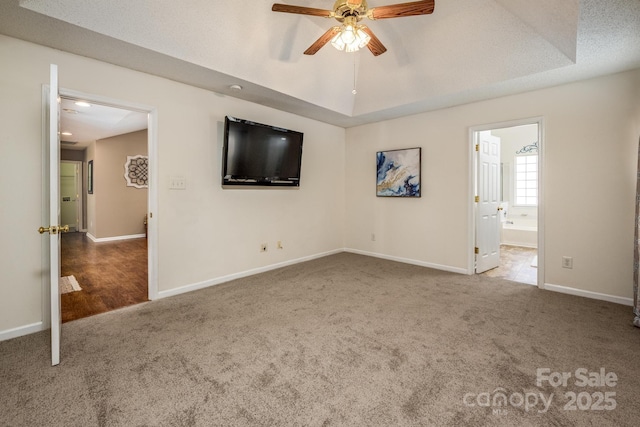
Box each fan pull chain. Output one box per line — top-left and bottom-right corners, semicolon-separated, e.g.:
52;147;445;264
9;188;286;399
352;56;357;95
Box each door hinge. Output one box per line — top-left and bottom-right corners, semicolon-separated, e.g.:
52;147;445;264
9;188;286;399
475;195;480;203
475;247;479;254
475;144;479;152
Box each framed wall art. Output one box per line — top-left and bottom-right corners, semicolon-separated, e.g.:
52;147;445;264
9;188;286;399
124;155;149;188
376;147;421;197
87;160;94;194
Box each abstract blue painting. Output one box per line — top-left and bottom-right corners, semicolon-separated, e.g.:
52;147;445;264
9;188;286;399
376;147;421;197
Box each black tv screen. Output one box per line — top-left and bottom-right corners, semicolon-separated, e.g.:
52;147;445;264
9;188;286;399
222;116;304;187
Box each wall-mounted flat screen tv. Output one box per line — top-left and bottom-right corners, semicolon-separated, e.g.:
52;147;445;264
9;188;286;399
222;116;304;187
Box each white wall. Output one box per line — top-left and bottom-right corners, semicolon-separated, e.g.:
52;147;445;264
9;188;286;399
1;31;639;338
93;130;148;239
346;69;640;300
0;35;345;335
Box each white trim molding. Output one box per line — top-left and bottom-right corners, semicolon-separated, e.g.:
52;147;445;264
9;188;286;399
0;322;44;342
544;283;633;306
86;233;146;243
345;248;468;275
157;249;344;299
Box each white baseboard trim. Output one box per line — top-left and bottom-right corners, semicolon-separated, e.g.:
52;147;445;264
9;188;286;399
157;248;344;299
501;241;537;249
544;283;633;306
86;233;146;243
0;322;44;342
344;248;469;275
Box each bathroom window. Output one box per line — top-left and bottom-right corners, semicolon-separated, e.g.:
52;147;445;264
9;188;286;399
515;154;537;206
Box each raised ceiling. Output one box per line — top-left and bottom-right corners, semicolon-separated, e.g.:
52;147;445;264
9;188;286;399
1;0;640;128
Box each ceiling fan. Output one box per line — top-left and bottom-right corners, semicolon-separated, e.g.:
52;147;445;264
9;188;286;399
272;0;435;56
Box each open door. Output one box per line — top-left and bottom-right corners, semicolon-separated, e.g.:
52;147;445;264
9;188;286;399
475;130;501;273
38;64;64;366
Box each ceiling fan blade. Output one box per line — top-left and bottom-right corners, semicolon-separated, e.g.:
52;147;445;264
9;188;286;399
361;26;387;56
304;27;341;55
272;3;334;18
368;0;435;20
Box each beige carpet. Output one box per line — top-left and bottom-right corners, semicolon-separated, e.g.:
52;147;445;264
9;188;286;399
0;253;638;426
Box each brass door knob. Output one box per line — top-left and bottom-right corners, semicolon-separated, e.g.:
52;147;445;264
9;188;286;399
38;225;70;234
38;226;56;234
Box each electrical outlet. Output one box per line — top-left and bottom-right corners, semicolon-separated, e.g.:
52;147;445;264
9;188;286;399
260;243;268;252
562;256;573;269
277;241;283;249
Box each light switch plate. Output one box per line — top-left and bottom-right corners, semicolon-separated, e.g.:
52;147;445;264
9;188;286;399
169;175;186;190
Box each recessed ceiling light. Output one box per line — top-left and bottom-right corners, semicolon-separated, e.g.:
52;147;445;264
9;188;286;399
74;101;91;107
61;131;73;136
229;84;242;91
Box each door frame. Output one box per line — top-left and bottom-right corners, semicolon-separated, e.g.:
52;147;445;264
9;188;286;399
41;88;159;330
467;116;545;289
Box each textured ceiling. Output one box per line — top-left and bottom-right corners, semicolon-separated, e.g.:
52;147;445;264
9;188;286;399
1;0;640;128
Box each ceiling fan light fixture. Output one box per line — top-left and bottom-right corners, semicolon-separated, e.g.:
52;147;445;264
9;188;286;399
273;0;435;56
331;22;370;52
344;43;359;53
330;32;346;51
341;24;357;44
355;26;371;48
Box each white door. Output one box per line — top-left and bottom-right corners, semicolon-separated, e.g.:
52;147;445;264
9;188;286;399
44;64;62;366
476;130;501;273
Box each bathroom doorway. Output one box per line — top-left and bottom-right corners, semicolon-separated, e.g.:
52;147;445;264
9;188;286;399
472;118;543;287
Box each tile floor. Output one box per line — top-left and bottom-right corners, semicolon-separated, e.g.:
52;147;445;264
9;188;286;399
481;245;538;285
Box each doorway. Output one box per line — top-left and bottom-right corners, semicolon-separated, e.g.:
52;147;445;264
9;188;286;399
60;160;82;232
470;118;544;287
58;92;154;321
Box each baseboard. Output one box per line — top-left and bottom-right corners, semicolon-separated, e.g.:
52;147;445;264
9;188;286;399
157;248;344;299
500;241;537;249
344;248;469;275
0;322;44;342
86;233;146;243
544;283;633;306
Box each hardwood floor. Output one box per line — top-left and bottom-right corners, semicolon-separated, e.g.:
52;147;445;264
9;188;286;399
61;232;148;323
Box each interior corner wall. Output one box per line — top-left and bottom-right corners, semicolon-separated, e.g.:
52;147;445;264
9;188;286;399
0;34;345;335
345;68;640;301
94;130;148;239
